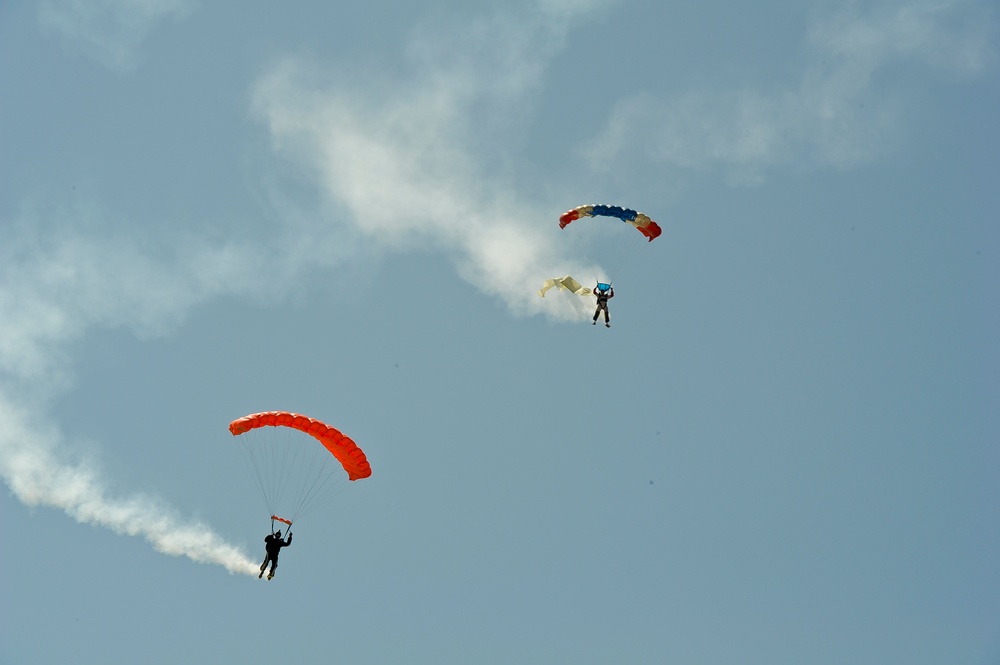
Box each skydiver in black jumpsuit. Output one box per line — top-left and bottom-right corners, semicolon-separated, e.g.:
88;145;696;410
259;530;292;580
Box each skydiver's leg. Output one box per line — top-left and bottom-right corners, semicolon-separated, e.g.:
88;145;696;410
268;559;278;579
259;556;268;578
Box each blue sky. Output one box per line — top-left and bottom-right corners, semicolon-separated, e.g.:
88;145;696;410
1;1;998;663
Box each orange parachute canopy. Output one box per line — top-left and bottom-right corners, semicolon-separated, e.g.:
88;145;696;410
229;411;372;481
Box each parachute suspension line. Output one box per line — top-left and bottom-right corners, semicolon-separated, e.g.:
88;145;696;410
276;425;326;523
239;426;296;521
281;457;343;524
272;426;300;517
239;423;352;525
558;204;661;290
238;433;273;518
229;411;372;530
274;426;308;520
290;467;350;523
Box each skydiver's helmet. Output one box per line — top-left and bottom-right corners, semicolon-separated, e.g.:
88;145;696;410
275;531;282;537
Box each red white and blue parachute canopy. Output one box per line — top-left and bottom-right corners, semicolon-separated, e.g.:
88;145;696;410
558;204;662;242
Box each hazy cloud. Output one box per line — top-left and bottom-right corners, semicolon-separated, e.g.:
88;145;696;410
810;0;996;76
39;0;196;70
252;4;610;321
583;0;996;181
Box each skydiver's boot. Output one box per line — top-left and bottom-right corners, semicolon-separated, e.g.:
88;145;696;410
605;322;611;328
267;569;275;580
592;320;597;325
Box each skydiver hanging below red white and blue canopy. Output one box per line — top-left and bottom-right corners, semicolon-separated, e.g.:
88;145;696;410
592;282;614;328
543;204;660;327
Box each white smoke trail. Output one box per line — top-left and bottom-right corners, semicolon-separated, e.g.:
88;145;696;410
38;0;197;71
0;222;278;576
0;395;259;575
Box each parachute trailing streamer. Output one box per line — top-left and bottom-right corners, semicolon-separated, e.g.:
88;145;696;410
538;275;592;298
559;204;662;241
